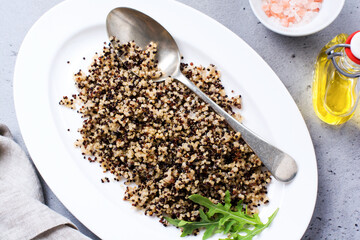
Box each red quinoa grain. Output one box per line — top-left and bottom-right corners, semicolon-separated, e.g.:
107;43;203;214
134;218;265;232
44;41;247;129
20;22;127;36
61;37;271;223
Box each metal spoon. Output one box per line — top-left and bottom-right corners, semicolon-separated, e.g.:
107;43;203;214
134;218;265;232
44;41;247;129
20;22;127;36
106;7;298;182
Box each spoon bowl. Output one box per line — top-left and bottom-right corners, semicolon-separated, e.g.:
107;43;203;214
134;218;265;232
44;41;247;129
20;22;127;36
107;7;181;81
106;7;298;182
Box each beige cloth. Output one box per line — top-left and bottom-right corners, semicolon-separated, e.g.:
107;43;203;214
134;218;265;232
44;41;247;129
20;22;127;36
0;124;90;240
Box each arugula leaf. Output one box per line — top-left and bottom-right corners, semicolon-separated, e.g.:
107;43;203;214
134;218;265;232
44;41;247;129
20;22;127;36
189;192;262;226
223;220;237;234
165;209;220;239
166;190;278;240
203;225;217;240
166;217;181;226
225;208;279;240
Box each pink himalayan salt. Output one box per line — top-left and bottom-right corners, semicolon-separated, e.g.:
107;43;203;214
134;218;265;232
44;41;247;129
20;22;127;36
262;0;323;27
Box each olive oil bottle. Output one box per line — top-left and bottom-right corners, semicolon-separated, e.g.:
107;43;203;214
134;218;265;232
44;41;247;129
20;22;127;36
312;31;360;125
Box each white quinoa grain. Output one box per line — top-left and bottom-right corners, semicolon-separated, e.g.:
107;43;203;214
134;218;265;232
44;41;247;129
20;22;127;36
60;37;272;223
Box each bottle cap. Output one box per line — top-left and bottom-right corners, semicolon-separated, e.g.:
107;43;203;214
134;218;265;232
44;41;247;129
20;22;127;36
345;31;360;65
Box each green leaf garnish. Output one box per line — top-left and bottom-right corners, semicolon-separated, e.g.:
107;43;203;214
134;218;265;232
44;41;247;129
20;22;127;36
165;208;220;239
165;190;278;240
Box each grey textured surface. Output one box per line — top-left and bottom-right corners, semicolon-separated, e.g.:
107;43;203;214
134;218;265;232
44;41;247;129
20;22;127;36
1;0;360;239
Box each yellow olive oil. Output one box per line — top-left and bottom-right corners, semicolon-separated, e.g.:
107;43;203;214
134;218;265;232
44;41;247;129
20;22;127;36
312;34;359;125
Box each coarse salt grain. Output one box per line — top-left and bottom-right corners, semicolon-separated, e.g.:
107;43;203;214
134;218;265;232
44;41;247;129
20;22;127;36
262;0;323;27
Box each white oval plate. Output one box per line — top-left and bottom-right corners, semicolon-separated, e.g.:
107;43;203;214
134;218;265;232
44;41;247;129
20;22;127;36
14;0;317;239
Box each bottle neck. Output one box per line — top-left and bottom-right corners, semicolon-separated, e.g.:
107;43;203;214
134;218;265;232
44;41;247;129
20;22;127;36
338;49;360;74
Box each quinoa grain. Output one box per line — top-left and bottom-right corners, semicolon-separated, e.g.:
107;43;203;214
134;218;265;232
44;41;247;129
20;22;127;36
61;37;271;223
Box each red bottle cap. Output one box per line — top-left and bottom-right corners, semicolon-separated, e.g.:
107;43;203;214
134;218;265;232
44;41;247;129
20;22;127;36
345;31;360;65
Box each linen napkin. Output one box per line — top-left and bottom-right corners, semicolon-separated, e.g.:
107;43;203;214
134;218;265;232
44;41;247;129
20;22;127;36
0;124;90;240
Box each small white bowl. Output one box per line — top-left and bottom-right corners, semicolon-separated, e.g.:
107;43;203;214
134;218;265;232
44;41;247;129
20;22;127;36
249;0;345;37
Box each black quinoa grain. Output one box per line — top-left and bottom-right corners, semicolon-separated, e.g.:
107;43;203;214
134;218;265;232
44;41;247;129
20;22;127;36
61;37;271;227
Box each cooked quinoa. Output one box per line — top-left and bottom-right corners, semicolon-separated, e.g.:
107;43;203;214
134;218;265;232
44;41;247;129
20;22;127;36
60;37;271;223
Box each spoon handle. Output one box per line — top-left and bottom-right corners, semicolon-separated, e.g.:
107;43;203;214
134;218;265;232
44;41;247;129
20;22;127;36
175;73;298;182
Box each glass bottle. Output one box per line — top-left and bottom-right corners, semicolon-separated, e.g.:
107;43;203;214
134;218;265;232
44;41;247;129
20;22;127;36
312;31;360;125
